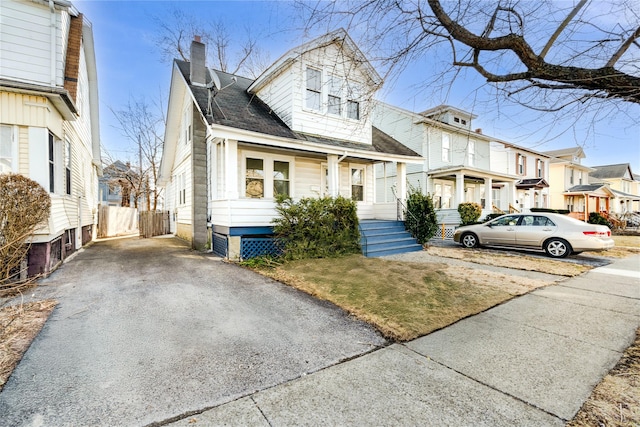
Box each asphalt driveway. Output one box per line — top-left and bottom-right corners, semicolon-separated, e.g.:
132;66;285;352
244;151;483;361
0;236;385;426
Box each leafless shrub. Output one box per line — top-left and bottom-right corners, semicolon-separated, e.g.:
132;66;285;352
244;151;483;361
0;174;51;296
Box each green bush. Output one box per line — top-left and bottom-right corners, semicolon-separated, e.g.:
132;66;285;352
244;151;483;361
458;202;482;225
588;212;612;228
404;186;438;245
272;195;361;260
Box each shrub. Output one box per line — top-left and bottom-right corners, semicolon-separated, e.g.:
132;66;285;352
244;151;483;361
272;195;360;260
458;202;482;225
0;174;51;293
588;212;612;228
404;186;438;245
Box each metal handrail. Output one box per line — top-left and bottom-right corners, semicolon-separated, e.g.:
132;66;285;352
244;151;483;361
397;197;420;240
358;223;368;256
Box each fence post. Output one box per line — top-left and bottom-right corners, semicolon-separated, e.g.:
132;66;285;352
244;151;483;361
441;223;445;239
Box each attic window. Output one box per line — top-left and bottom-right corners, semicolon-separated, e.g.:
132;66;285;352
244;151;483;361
305;68;322;111
461;119;467;125
347;100;360;120
328;75;342;116
454;117;460;123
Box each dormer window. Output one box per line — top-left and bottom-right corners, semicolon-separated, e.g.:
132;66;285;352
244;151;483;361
305;68;322;111
347;100;360;120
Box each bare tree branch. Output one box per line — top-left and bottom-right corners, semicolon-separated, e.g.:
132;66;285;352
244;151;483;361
540;0;588;59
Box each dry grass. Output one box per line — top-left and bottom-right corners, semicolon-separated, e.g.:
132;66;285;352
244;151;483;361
612;235;640;248
256;255;554;341
568;328;640;427
426;246;591;276
0;299;57;391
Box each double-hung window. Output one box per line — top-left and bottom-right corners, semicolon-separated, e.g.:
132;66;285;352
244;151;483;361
467;140;475;166
517;153;526;175
346;83;361;120
536;159;544;178
273;161;290;197
305;68;322;111
0;125;14;173
245;158;265;198
327;75;342;116
48;132;56;193
351;167;364;201
65;138;71;195
442;133;451;162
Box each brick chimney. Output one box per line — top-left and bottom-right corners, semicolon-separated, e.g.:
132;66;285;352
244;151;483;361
475;128;482;134
190;36;206;87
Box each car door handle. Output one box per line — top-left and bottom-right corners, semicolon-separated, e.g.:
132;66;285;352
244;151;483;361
507;228;515;231
542;228;552;231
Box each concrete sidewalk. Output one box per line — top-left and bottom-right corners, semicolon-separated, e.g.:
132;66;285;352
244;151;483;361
167;255;640;426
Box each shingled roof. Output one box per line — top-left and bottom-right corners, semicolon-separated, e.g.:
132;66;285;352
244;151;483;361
590;163;632;179
175;60;420;158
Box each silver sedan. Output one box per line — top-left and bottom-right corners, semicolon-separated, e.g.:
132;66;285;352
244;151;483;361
453;212;615;258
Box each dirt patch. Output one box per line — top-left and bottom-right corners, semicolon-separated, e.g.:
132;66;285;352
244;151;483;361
568;328;640;426
426;246;591;276
0;299;57;391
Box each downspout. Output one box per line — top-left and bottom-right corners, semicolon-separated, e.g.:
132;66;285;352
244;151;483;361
337;151;348;163
49;0;56;86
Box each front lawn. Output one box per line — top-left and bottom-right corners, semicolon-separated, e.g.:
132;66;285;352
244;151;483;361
253;254;555;341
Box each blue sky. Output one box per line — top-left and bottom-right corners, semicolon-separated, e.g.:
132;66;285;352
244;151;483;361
75;0;640;173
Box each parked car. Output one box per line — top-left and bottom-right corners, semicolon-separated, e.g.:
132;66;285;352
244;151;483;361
453;213;614;258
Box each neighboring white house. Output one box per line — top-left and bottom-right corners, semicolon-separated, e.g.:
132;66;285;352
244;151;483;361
372;103;551;222
158;30;423;259
589;163;640;215
0;0;101;275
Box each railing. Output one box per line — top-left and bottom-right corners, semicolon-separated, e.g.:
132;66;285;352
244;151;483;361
397;197;420;240
509;204;520;213
359;223;368;257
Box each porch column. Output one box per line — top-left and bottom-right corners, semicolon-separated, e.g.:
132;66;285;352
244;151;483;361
327;154;339;197
485;177;493;210
224;139;239;199
397;162;407;201
584;195;589;222
529;189;536;210
455;173;464;208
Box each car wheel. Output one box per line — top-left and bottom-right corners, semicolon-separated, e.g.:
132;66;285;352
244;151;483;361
461;233;479;248
545;238;571;258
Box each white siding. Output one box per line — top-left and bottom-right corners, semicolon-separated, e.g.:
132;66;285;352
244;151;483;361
294;157;322;198
254;68;294;127
0;1;65;87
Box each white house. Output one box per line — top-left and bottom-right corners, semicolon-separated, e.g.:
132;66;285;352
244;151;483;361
0;0;101;276
158;30;423;259
372;103;551;223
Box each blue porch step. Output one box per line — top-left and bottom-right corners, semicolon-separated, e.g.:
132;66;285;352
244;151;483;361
359;220;423;257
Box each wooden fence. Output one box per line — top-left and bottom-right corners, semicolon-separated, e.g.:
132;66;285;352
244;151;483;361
139;211;170;238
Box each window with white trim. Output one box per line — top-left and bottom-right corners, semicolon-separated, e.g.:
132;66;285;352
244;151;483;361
178;172;186;205
442;133;451;162
467;140;475;166
346;83;361;120
48;132;56;193
516;153;526;175
0;125;14;173
245;158;265;198
327;75;342;116
65;137;71;195
305;68;322;111
536;159;544;178
273;161;290;197
351;166;364;201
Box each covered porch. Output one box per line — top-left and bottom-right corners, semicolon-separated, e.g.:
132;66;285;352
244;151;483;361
564;185;615;222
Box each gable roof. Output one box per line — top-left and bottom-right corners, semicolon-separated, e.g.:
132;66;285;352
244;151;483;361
248;28;381;94
544;146;585;161
565;184;615;197
173;60;420;159
589;163;633;180
420;104;477;120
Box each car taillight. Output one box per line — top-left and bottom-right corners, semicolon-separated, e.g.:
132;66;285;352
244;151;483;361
583;231;611;237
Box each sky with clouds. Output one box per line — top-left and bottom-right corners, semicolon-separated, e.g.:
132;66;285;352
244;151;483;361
74;0;639;173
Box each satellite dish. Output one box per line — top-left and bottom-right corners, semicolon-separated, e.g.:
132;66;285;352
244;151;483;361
208;69;221;90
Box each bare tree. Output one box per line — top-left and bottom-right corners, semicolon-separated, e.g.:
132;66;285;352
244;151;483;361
110;96;164;211
152;7;270;78
298;0;640;112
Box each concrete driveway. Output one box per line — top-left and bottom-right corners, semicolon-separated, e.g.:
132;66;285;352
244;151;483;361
0;236;385;426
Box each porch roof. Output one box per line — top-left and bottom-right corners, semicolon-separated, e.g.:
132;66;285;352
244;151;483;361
516;178;549;189
428;165;519;182
565;184;615;197
611;188;640;201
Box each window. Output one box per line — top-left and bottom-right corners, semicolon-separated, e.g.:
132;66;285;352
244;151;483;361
521;215;555;227
305;68;322;111
65;138;71;195
327;75;342;116
48;132;55;193
351;167;364;201
578;171;583;185
467;140;475;166
273;161;290;196
517;153;526;175
183;107;192;145
491;215;519;226
461;119;467;125
177;173;186;205
346;100;359;120
569;169;574;185
536;159;544;178
245;158;264;198
0;125;13;173
442;133;451;162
